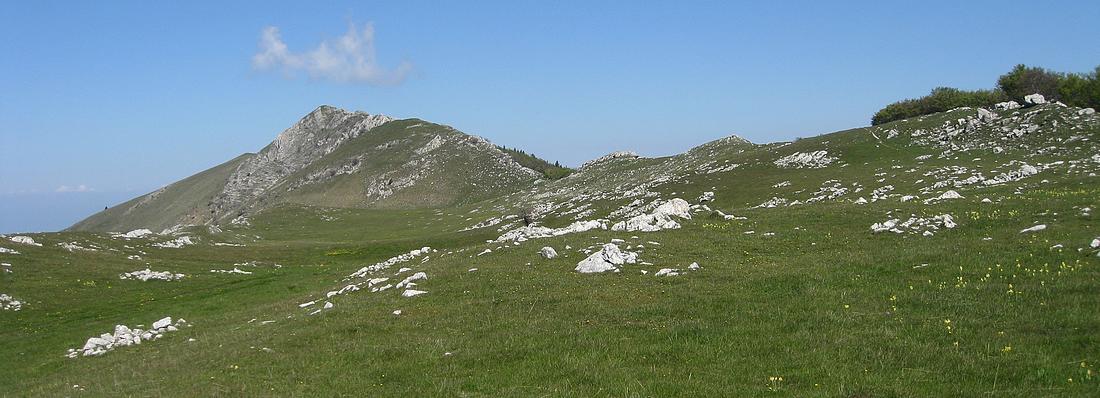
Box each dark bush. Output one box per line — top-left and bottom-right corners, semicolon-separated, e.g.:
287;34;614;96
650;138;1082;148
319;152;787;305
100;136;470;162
997;64;1063;102
1057;66;1100;110
872;64;1100;125
496;146;573;179
871;87;1008;125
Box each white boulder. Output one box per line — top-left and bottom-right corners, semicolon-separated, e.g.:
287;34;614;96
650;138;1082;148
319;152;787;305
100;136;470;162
152;317;173;330
1024;93;1046;105
575;243;637;273
9;236;41;246
1019;224;1047;234
654;268;680;277
540;246;558;259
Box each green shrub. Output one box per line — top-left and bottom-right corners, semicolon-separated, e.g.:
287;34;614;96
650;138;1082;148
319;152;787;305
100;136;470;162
871;87;1007;125
496;146;573;180
873;64;1100;125
997;64;1063;102
1057;66;1100;110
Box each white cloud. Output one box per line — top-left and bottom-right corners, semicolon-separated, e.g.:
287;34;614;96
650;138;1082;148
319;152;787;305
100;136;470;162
55;184;93;193
252;22;413;86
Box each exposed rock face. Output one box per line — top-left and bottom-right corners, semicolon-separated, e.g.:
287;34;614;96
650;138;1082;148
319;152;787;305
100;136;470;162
210;106;393;221
611;198;691;232
774;150;837;169
580;151;641;169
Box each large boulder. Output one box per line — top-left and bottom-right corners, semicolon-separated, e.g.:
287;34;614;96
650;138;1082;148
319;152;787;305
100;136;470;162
575;244;637;273
152;317;173;330
1024;93;1046;105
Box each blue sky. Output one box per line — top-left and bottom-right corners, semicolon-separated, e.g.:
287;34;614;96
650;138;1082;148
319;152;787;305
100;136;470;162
2;1;1098;232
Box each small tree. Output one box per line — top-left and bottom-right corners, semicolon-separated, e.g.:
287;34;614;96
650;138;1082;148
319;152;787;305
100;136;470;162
997;64;1062;102
1058;66;1100;109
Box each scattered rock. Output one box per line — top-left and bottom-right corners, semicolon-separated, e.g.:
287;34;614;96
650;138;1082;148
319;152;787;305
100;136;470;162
120;268;185;282
540;246;558;259
872;214;956;235
774;150;837;169
118;229;154;239
654;268;680;277
9;236;41;246
67;317;189;358
0;294;23;311
396;272;427;289
923;190;963;204
153;236;194;249
209;267;252;275
497;220;608;242
349;247;432;278
1019;224;1047;234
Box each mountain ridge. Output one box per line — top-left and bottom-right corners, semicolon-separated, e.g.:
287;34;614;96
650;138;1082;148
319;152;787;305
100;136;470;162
68;106;554;232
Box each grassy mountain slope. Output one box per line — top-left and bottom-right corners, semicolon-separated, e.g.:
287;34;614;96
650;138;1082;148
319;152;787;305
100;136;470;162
267;119;542;210
4;102;1100;395
67;154;254;233
68;109;557;232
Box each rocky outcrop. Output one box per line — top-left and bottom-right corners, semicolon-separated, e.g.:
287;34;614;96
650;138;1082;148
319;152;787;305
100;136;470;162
611;198;691;232
210;106;393;221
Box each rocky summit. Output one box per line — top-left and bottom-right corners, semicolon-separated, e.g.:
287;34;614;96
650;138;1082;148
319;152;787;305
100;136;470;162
67;106;543;233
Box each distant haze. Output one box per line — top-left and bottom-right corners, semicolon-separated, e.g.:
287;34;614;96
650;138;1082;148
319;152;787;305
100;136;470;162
1;191;139;233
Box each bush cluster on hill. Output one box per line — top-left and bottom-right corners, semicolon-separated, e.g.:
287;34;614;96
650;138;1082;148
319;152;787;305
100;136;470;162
872;64;1100;125
871;87;1007;126
497;146;573;179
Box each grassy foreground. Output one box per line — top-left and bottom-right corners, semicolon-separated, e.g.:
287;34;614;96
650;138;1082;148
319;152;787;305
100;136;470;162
2;184;1098;396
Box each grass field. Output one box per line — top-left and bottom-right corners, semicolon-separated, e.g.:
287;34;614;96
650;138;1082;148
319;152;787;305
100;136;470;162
2;103;1099;396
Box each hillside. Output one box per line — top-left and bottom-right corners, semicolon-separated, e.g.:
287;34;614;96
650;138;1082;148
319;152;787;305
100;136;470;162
68;106;556;233
4;98;1100;396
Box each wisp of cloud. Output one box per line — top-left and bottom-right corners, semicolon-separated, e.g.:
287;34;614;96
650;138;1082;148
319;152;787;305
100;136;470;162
252;22;412;86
